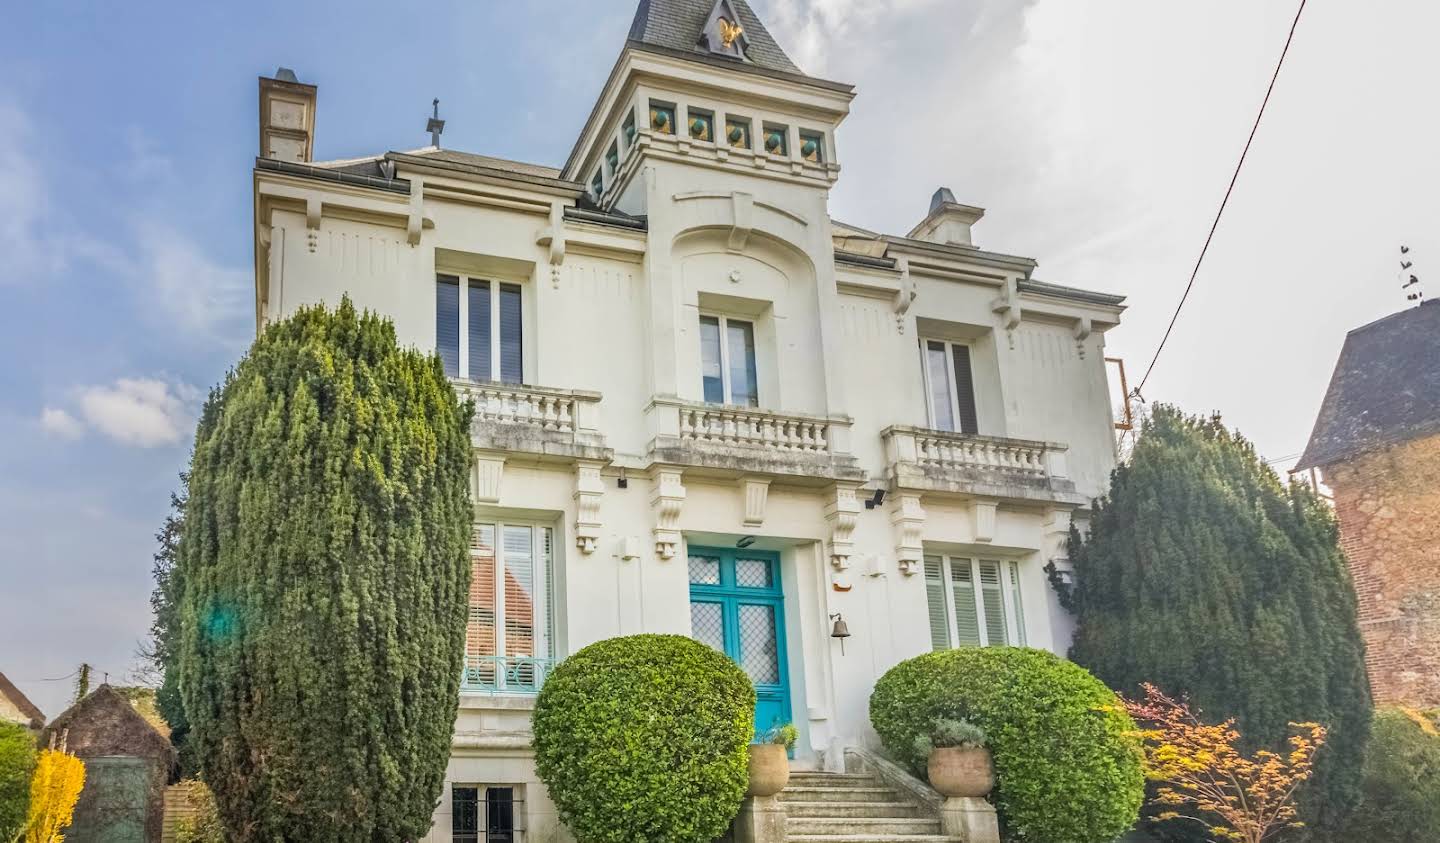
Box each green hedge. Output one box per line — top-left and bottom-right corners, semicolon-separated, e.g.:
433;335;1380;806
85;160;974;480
870;647;1143;843
1341;708;1440;842
0;722;36;841
533;635;755;843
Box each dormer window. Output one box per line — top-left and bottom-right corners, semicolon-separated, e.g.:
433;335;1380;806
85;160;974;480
726;117;751;150
650;100;675;135
688;108;714;142
799;130;824;164
762;123;787;156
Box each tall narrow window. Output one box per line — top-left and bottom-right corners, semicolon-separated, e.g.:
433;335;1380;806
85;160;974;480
698;314;759;406
452;785;522;843
436;274;524;383
437;276;461;378
464;521;554;694
924;555;1023;649
920;338;979;434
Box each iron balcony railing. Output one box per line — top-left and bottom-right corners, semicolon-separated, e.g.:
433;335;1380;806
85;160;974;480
460;655;556;695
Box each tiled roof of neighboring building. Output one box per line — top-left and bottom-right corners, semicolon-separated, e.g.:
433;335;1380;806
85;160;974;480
628;0;803;76
0;671;44;729
1297;300;1440;470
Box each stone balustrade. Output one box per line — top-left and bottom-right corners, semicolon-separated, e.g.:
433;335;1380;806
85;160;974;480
453;380;608;459
680;404;832;454
647;397;864;481
882;425;1080;503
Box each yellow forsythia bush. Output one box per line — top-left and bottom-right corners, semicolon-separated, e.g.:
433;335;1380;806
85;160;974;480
21;750;84;843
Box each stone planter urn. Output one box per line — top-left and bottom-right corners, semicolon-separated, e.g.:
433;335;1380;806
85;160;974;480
747;743;790;797
928;746;994;798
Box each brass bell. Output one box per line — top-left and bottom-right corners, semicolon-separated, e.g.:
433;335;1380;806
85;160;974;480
830;613;851;654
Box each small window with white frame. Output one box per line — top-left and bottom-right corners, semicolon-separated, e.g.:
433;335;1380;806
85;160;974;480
436;274;523;384
699;313;759;407
452;784;524;843
464;522;555;694
920;338;979;434
923;555;1026;650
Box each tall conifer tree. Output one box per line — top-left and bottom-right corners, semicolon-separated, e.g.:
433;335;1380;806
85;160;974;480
1063;405;1371;839
176;298;473;842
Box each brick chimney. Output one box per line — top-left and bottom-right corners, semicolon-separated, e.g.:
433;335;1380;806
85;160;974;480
907;187;985;248
258;67;316;163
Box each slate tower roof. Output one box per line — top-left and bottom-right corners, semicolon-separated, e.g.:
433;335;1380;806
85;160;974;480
628;0;804;76
1297;299;1440;470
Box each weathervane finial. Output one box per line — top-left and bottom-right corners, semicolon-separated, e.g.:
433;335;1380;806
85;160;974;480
426;98;446;148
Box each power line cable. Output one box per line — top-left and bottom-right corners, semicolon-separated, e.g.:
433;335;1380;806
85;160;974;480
1139;0;1309;392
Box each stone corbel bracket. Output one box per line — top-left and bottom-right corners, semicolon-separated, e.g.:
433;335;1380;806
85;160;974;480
573;460;605;554
1072;315;1092;358
651;467;686;560
472;455;506;504
824;482;862;570
728;191;754;252
890;491;925;576
970;499;999;543
739;476;771;529
892;256;915;333
991;277;1022;349
305;196;321;253
536;202;567;289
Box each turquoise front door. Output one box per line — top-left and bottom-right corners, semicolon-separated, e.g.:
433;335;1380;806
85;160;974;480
688;547;792;739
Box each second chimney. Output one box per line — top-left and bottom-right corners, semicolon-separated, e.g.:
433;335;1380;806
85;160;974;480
259;67;317;163
908;187;985;248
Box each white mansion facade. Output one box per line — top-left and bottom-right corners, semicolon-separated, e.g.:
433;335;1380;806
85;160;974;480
250;1;1125;840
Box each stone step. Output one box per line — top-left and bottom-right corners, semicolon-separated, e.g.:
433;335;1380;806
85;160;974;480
787;772;878;784
778;786;902;803
787;817;943;837
783;800;925;819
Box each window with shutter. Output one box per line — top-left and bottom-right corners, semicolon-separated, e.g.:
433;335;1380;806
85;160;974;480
925;554;1025;649
467;280;491;381
924;556;951;651
499;283;523;384
920;337;980;434
436;276;461;378
464;521;553;694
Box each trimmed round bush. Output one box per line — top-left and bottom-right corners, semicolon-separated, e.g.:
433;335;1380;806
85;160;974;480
533;634;755;843
871;647;1143;843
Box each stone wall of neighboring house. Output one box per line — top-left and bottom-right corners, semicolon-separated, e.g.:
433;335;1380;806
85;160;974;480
1327;434;1440;706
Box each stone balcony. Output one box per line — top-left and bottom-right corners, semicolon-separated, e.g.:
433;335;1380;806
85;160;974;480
646;396;865;481
453;380;611;462
881;425;1085;505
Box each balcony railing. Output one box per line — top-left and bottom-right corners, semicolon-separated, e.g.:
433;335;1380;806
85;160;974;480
453;380;607;457
461;655;556;695
882;425;1079;502
646;397;864;481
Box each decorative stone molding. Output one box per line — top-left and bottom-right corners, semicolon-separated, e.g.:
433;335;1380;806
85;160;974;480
574;460;605;555
650;467;686;560
728;191;754;251
407;178;424;246
825;482;862;570
1073;316;1092;358
891;492;926;576
536;202;566;289
990;276;1021;348
305;196;321;252
971;500;998;543
740;476;771;528
472;455;506;504
892;256;915;333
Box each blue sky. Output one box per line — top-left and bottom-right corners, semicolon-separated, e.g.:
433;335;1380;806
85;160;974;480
3;0;1437;715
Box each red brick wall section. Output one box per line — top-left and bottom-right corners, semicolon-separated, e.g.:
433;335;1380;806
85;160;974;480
1326;435;1440;707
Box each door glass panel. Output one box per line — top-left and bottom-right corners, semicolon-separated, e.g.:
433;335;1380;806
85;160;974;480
738;603;780;685
468;279;491;380
467;526;497;686
688;555;721;585
690;602;725;652
735;557;772;589
700;316;724;404
926;340;955;431
726;319;759;407
949;559;982;646
486;787;516;841
452;786;479;843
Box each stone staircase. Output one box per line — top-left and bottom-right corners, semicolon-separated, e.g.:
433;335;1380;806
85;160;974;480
777;770;960;843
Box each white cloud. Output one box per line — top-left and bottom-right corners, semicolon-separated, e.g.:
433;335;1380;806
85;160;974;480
75;377;198;448
135;223;251;343
0;99;61;285
39;407;84;440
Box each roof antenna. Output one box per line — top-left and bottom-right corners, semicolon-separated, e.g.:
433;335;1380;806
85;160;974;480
1400;244;1424;305
426;98;445;148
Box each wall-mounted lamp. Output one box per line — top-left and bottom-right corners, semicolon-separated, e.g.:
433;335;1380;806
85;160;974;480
863;488;886;510
736;535;757;549
830;612;851;654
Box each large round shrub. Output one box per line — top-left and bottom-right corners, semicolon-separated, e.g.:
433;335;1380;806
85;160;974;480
871;647;1143;843
533;635;755;843
1341;708;1440;842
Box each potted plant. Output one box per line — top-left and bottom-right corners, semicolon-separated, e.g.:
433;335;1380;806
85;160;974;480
747;723;798;797
917;718;993;798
